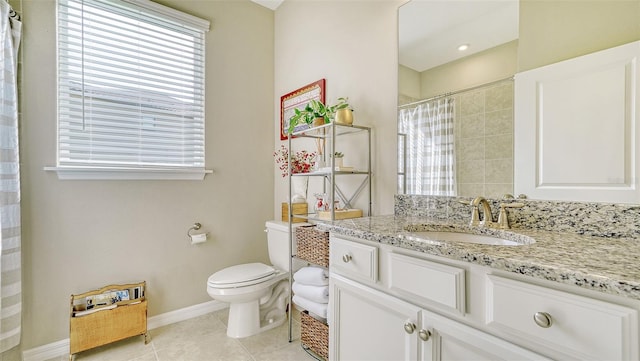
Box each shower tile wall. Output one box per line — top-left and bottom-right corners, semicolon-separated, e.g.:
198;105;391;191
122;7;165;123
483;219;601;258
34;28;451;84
455;81;513;198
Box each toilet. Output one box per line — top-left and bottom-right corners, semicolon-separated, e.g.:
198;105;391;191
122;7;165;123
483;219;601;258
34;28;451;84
207;220;308;338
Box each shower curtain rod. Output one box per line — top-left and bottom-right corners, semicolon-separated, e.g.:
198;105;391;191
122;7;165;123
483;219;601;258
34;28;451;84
398;76;514;109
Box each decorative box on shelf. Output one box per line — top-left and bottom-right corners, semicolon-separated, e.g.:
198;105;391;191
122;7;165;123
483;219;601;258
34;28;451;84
317;208;363;220
316;166;355;173
281;202;308;223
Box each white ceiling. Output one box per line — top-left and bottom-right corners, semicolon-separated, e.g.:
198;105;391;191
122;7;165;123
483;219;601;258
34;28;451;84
399;0;519;72
250;0;283;11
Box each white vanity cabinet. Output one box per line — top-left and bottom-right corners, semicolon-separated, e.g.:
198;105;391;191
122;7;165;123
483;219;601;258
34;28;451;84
328;235;640;360
329;236;546;360
331;273;544;361
330;274;420;360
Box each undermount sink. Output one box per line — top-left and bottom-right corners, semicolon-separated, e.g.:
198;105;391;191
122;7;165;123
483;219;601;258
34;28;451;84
407;231;531;246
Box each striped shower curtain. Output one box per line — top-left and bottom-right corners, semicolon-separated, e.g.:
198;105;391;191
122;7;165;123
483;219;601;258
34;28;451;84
398;97;456;196
0;1;21;352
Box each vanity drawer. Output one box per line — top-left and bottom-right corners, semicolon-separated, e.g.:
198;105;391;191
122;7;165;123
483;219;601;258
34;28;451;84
388;252;465;314
329;236;378;282
486;275;638;360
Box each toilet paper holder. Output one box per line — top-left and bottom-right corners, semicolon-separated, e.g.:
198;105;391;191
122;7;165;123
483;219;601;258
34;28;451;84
187;222;208;244
187;222;202;238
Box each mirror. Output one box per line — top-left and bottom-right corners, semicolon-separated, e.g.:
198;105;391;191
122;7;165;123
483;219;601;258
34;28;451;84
398;0;519;198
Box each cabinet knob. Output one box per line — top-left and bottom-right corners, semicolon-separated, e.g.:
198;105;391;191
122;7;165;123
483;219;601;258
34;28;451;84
403;321;416;334
418;329;431;341
342;254;352;263
533;312;553;328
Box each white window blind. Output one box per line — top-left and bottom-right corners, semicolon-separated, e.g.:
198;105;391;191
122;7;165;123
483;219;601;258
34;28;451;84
55;0;210;179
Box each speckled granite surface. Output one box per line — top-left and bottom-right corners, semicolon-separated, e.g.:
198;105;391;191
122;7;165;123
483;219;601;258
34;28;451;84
317;195;640;301
395;195;640;238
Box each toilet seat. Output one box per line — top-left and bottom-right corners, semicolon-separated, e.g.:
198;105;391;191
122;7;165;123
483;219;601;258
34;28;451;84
208;263;277;289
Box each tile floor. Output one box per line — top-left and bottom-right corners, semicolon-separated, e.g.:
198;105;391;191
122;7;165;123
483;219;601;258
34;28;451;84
48;309;316;361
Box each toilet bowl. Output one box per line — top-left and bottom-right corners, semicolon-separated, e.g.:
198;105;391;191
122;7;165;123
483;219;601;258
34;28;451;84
206;220;309;338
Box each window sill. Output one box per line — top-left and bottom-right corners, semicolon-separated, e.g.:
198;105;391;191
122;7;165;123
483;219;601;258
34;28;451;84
44;166;213;180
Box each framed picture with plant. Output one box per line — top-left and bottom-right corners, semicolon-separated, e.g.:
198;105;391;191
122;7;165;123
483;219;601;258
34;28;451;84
280;79;325;140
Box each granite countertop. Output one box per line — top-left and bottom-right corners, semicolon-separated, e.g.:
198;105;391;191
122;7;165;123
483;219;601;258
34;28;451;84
316;215;640;301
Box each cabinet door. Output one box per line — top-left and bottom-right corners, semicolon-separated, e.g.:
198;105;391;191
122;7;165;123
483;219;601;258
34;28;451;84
330;274;421;361
420;309;547;361
514;40;640;203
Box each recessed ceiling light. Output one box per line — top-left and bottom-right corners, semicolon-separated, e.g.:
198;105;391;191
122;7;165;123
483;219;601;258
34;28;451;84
458;44;469;51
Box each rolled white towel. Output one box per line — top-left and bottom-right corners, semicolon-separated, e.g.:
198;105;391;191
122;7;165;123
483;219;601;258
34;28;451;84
293;295;328;319
293;266;328;286
292;282;329;304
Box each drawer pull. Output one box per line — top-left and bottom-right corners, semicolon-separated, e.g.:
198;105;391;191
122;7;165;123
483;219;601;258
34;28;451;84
403;321;416;334
418;329;431;341
342;254;352;263
533;312;553;328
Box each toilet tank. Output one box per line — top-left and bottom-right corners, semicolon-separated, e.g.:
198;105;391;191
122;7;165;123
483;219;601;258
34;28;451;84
265;220;310;271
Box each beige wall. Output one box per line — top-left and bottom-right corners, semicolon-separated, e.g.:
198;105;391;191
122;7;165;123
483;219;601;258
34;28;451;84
519;0;640;72
420;40;518;99
273;1;403;217
21;0;274;349
398;64;420;102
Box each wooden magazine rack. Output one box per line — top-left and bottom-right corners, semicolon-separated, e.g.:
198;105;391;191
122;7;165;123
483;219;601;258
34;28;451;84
69;281;148;360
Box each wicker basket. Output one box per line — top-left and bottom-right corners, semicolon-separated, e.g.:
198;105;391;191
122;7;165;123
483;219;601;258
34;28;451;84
296;226;329;267
301;310;329;360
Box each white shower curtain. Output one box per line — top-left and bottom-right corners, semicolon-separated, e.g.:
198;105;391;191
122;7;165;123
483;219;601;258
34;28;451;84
0;1;21;352
399;97;456;196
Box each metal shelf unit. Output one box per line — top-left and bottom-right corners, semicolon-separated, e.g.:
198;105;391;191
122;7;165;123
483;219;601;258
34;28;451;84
285;122;372;344
287;122;372;222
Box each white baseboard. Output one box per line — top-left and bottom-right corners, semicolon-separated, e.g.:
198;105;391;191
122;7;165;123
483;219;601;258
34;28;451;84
21;339;69;361
146;300;226;330
22;300;227;361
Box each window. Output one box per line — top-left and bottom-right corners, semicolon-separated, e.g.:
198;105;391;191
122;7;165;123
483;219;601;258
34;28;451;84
51;0;210;180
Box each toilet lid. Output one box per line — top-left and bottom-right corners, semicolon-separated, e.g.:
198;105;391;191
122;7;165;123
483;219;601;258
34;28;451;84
208;263;277;289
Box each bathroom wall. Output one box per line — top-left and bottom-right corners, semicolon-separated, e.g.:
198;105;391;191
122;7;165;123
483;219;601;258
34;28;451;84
21;0;274;349
398;64;420;103
518;0;640;72
419;40;518;100
398;41;517;106
273;0;403;217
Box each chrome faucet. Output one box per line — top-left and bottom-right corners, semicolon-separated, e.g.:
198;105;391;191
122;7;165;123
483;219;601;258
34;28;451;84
470;196;496;227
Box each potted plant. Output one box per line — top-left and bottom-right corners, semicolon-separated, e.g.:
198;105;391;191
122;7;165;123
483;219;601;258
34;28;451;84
332;151;344;168
333;97;354;125
287;97;352;134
